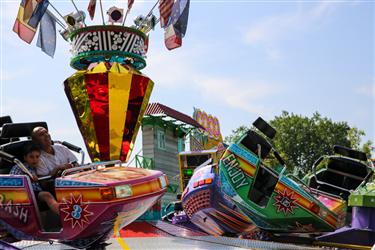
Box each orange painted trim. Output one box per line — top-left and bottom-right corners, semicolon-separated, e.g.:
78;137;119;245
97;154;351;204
209;211;244;232
56;179;164;202
0;189;31;204
219;202;252;223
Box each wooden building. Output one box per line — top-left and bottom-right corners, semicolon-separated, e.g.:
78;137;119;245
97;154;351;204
141;103;203;206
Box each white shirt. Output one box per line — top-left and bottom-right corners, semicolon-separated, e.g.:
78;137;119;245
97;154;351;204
37;144;77;176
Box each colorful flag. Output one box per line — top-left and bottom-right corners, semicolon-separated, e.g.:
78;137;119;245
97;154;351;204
164;23;182;50
23;0;34;21
13;0;49;44
87;0;97;20
159;0;174;28
163;0;189;50
169;0;190;37
128;0;134;10
37;10;56;57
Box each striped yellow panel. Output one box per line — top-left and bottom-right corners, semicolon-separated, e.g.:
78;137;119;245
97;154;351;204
126;72;154;162
108;63;132;160
66;71;101;161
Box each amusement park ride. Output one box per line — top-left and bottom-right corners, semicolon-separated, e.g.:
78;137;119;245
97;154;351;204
1;0;375;249
178;117;375;248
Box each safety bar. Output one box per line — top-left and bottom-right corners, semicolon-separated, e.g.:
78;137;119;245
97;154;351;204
309;186;343;200
54;140;85;164
257;143;287;176
12;159;34;179
61;160;122;177
356;171;374;190
286;173;313;193
193;158;213;174
38;175;53;181
0;150;33;177
0;150;16;162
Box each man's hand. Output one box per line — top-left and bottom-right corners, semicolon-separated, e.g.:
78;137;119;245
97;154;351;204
31;175;39;182
51;163;73;177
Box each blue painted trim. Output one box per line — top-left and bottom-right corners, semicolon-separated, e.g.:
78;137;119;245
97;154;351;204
55;179;104;187
0;177;24;187
228;143;259;166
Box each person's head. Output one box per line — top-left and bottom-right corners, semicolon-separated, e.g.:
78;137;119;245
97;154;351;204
32;126;52;150
23;144;41;168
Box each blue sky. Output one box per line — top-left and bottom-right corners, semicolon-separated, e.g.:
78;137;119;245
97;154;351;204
0;0;374;160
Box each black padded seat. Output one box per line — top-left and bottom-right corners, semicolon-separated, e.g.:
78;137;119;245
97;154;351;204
328;157;368;178
0;140;33;174
239;130;272;159
0;116;13;146
0;116;12;127
0;122;48;139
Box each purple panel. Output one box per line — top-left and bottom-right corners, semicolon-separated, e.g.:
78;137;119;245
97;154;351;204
352;206;375;231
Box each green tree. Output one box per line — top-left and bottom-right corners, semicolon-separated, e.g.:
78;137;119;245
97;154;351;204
224;125;250;144
225;111;372;175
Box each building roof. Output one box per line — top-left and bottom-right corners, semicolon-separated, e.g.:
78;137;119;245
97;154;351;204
145;103;203;129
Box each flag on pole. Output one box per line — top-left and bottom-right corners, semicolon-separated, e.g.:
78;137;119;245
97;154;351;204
13;0;49;43
37;10;56;57
87;0;97;20
159;0;174;28
23;0;34;21
164;23;181;50
163;0;190;50
128;0;134;10
169;0;190;37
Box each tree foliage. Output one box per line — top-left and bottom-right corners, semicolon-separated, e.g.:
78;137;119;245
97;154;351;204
225;111;372;175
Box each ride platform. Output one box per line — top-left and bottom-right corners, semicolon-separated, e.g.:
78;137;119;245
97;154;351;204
5;221;323;250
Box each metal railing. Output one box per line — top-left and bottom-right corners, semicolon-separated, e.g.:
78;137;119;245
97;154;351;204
135;155;154;169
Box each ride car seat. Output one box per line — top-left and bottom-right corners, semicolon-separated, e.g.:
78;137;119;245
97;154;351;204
310;156;369;199
0;116;15;146
240;130;272;159
0;122;48;174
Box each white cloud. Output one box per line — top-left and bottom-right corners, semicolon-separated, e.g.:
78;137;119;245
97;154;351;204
144;43;284;115
145;44;204;88
193;76;283;115
146;50;195;87
355;84;375;98
244;1;337;59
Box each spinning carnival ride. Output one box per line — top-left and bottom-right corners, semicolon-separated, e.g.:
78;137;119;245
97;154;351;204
180;117;375;248
0;0;190;248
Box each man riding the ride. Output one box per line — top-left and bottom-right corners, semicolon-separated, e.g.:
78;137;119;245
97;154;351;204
31;126;77;177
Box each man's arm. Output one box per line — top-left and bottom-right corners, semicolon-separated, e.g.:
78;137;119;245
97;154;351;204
50;163;75;177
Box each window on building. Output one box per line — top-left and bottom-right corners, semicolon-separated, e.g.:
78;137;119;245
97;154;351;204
178;137;184;152
157;130;166;150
